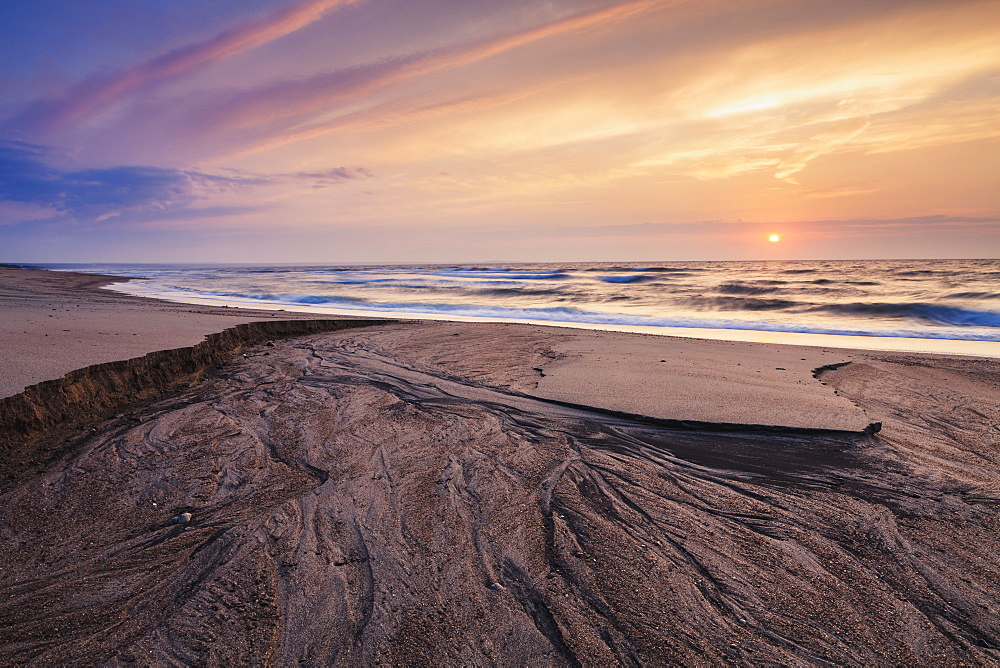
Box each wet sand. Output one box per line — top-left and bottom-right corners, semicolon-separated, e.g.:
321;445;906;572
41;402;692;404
1;268;998;665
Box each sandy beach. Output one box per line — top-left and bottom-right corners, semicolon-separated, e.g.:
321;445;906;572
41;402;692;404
1;267;998;665
0;267;366;399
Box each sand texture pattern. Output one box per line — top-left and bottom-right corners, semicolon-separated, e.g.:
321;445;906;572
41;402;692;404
0;319;392;486
1;323;997;665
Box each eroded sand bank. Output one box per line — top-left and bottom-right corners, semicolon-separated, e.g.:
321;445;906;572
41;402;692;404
0;267;346;398
1;269;998;665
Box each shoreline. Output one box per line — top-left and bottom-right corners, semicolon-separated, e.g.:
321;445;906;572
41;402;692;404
0;266;376;398
105;267;1000;359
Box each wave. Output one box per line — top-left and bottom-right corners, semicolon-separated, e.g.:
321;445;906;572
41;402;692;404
477;287;564;298
688;296;803;311
91;260;1000;349
431;271;570;280
716;283;780;295
311;278;530;289
160;281;1000;331
946;291;1000;300
287;294;367;305
107;289;1000;346
447;267;511;272
163;286;370;306
308;278;395;285
815;303;1000;328
601;275;660;284
895;269;946;277
635;266;705;273
337;268;571;281
180;293;1000;341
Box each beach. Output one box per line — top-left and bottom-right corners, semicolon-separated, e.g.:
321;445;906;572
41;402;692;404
1;267;998;664
0;267;368;399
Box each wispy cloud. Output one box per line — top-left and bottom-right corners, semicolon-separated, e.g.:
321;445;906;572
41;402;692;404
167;0;670;159
774;118;872;184
0;142;369;224
0;142;249;220
4;0;362;138
530;215;1000;238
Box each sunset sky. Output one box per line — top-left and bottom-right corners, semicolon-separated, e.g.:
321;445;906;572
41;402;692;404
1;0;998;262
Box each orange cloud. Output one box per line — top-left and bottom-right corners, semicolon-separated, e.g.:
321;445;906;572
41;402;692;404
192;0;673;159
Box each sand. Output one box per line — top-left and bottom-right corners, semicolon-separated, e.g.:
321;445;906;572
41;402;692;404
0;267;348;398
357;323;872;430
1;267;998;665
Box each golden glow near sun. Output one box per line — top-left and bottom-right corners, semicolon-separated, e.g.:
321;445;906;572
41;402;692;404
769;234;781;243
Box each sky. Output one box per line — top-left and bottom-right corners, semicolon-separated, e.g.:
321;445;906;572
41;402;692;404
1;0;998;263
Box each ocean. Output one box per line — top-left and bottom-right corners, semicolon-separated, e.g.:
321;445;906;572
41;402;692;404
33;259;1000;356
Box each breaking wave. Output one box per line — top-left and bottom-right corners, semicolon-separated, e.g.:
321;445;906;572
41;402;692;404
601;275;661;284
716;283;781;295
816;303;1000;328
37;258;1000;345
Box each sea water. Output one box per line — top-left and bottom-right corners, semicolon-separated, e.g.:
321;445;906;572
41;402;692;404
33;259;1000;357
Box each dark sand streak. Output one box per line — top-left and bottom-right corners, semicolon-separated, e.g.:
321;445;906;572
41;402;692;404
1;327;998;665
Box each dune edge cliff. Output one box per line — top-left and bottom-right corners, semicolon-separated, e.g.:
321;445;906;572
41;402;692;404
0;319;391;482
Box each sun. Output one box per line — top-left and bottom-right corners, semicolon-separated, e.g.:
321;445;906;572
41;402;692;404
768;234;781;243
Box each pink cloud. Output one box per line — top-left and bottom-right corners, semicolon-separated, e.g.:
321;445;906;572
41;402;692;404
7;0;361;137
171;0;670;157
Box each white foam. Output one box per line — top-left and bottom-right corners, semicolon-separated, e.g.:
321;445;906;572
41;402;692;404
107;281;1000;359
